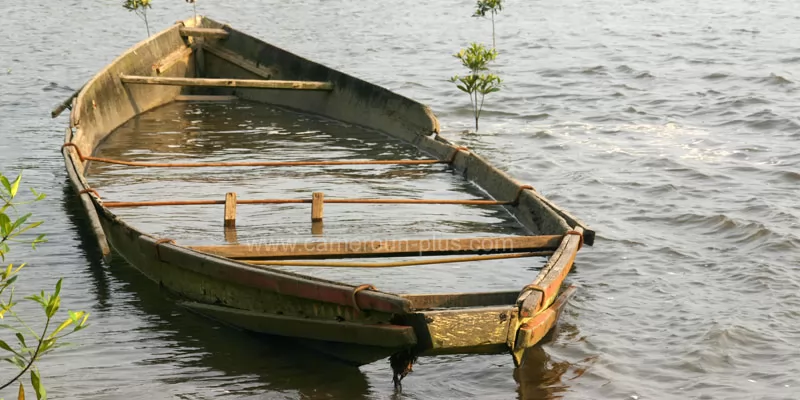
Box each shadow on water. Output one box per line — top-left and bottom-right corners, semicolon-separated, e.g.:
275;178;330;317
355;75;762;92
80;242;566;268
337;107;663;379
61;180;375;398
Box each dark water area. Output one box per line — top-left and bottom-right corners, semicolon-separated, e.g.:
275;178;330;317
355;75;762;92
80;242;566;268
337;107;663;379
1;0;798;399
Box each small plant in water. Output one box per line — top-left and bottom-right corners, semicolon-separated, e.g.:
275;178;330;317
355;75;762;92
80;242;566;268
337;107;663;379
450;43;502;132
123;0;153;37
473;0;503;49
186;0;197;23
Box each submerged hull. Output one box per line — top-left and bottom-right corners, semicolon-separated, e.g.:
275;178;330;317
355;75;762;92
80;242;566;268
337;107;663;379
57;16;595;383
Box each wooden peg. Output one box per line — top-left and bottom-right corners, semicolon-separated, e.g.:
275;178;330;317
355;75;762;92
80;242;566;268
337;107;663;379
311;192;324;222
224;227;238;243
311;221;324;236
224;192;237;227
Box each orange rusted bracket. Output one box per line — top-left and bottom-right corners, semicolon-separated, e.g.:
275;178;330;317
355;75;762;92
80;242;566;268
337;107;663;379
62;143;85;160
154;238;177;261
351;284;377;312
78;188;101;198
446;146;470;163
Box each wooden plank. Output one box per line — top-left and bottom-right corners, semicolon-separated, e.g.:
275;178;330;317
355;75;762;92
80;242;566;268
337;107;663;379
243;251;551;268
152;46;193;74
179;27;229;39
402;291;521;310
188;235;563;260
174;95;238;101
224;192;236;228
311;192;324;222
180;301;417;348
119;75;334;90
415;306;516;354
516;227;582;318
203;44;277;80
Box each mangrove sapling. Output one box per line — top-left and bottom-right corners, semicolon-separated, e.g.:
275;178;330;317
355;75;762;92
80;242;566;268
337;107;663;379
123;0;153;37
473;0;504;49
450;43;502;131
186;0;197;23
0;172;90;399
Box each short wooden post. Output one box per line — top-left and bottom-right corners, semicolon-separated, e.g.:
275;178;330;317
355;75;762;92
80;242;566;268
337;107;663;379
224;227;238;243
224;192;237;227
311;221;324;236
311;192;324;222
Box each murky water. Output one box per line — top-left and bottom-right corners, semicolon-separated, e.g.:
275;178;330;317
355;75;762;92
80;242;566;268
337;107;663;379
1;0;798;399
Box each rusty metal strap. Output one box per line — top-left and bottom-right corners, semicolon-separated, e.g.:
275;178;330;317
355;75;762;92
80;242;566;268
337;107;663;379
78;188;101;198
566;229;584;251
512;185;534;205
446;146;470;163
351;284;377;312
62;143;85;160
519;284;546;312
154;238;177;261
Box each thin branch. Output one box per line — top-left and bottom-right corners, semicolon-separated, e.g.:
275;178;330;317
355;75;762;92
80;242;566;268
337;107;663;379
0;317;50;391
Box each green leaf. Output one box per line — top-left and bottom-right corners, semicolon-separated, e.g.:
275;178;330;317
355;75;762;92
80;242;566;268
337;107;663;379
10;213;31;233
13;222;43;243
54;279;62;298
0;213;11;237
30;369;45;400
15;333;26;349
0;175;11;196
0;339;13;352
9;174;21;198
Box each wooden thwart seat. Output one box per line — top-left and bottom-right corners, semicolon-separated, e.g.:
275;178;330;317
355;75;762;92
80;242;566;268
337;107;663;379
189;235;563;260
241;251;553;268
179;27;230;39
119;75;333;90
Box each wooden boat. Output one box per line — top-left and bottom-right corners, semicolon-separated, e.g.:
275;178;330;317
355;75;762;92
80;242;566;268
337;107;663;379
53;16;595;386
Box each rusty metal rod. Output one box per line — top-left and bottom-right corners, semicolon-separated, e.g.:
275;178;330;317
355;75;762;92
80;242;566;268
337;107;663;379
242;251;553;268
80;155;448;168
103;198;513;208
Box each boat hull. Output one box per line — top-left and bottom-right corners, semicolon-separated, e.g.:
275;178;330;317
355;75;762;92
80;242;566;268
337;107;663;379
58;15;594;376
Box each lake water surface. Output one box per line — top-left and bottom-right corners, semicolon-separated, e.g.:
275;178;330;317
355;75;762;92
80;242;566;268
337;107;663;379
0;0;798;399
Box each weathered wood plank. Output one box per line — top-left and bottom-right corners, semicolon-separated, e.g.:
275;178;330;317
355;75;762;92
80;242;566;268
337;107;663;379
402;291;521;310
189;235;563;260
516;227;583;318
119;75;334;90
180;301;416;348
416;306;515;354
152;46;193;75
179;27;229;39
203;44;277;79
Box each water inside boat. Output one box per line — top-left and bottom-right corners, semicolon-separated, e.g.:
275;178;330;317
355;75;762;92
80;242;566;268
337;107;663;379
86;99;551;294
